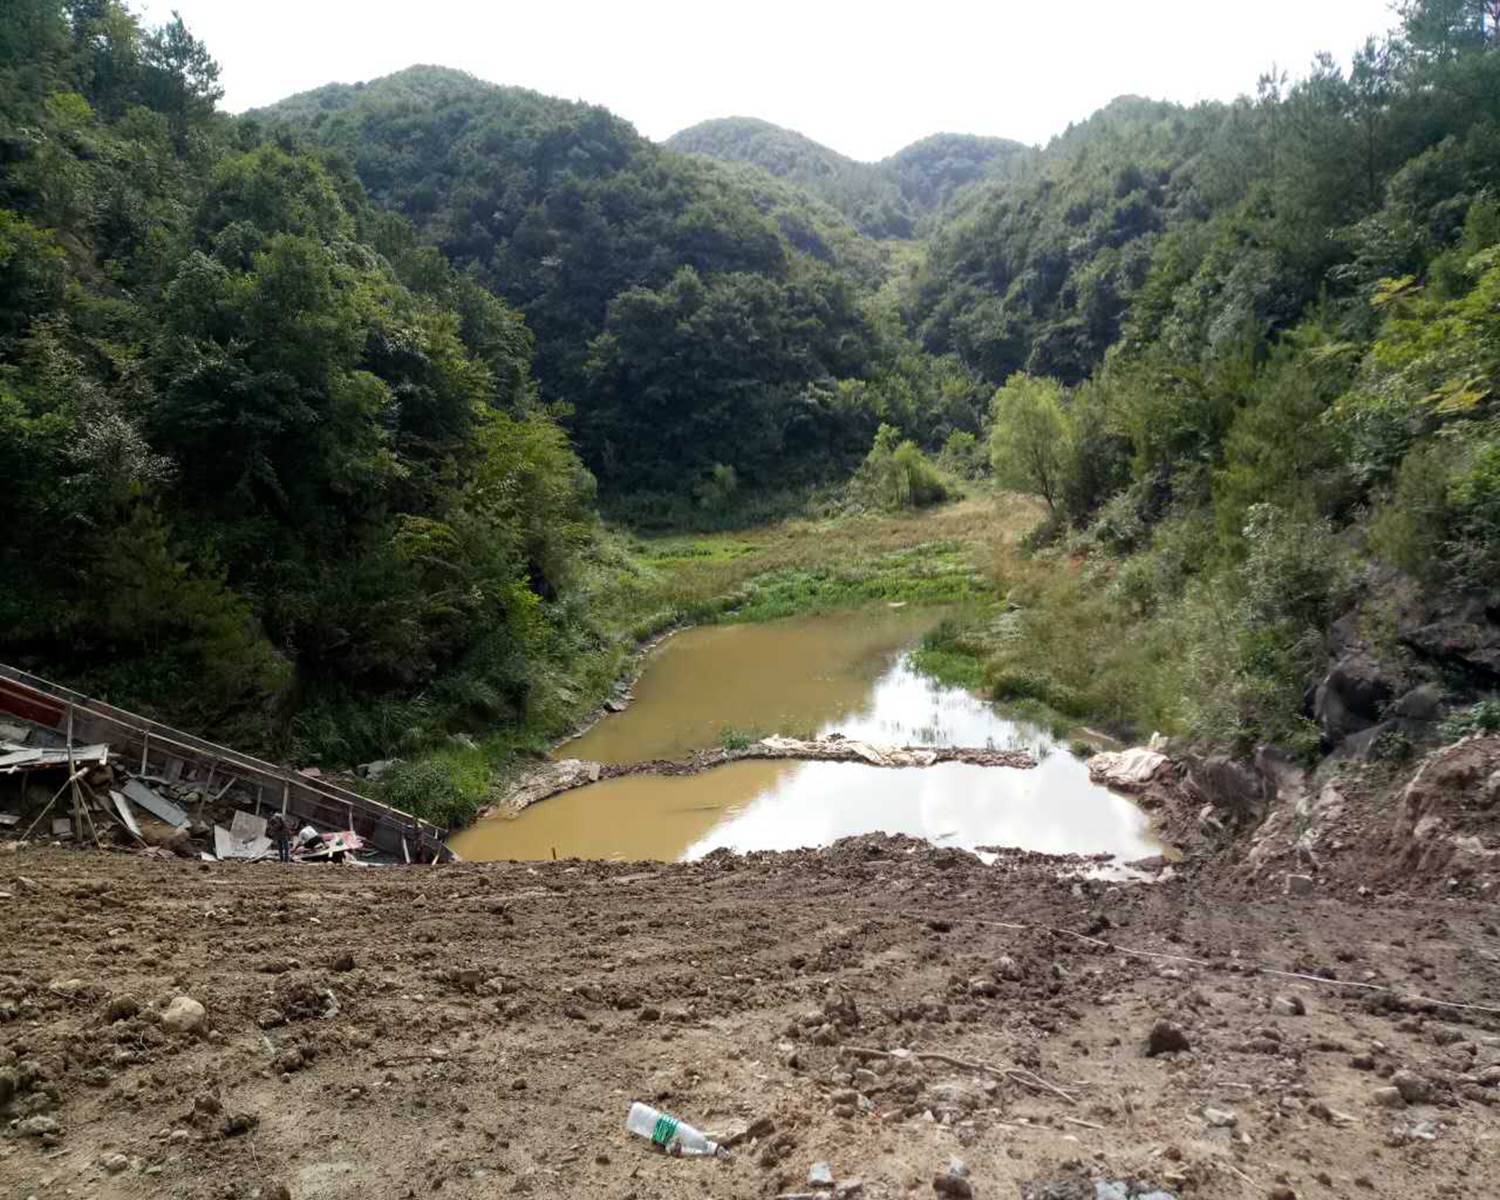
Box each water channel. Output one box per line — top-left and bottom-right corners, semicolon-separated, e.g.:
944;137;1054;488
449;610;1162;863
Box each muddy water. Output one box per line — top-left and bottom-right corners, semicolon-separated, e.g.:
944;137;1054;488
450;611;1162;863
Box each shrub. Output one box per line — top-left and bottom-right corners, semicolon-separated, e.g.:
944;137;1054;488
853;424;952;512
1439;698;1500;741
694;463;739;512
378;758;474;829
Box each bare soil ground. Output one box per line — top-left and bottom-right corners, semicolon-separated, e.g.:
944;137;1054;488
3;833;1498;1200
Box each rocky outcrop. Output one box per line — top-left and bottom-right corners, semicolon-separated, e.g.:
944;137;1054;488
1399;591;1500;684
1391;736;1500;883
1313;652;1394;742
1182;754;1274;827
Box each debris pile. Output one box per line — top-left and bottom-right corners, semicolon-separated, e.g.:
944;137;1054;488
1;723;371;866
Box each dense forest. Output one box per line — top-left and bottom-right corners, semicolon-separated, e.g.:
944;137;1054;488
2;0;1498;811
666;117;1033;239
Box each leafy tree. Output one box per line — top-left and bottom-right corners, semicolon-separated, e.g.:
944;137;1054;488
989;374;1070;513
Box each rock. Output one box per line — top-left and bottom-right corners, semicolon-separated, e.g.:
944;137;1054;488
1315;652;1395;741
1392;1069;1433;1104
1398;590;1500;682
1332;718;1428;763
1202;1106;1238;1128
1184;754;1272;822
105;994;140;1022
1284;873;1315;897
102;1153;129;1174
332;953;356;972
1145;1019;1191;1056
1088;747;1170;791
1393;683;1445;722
0;1066;15;1110
273;1048;305;1074
161;995;206;1033
835;1180;864;1198
356;759;399;780
168;1129;191;1145
1373;1086;1406;1109
720;1115;774;1147
1271;995;1306;1016
221;1112;259;1137
1268;1187;1297;1200
19;1115;59;1137
809;1161;835;1188
932;1157;972;1198
995;955;1023;982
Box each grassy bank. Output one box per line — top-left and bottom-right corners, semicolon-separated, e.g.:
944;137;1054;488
379;492;1043;829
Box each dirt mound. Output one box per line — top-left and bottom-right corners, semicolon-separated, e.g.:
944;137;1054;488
2;835;1498;1199
1389;735;1500;885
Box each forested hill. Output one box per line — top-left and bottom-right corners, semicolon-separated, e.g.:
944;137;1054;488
666;116;1033;238
256;66;897;494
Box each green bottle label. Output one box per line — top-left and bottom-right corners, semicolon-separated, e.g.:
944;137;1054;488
651;1114;679;1146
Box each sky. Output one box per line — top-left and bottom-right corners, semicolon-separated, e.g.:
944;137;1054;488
146;0;1401;161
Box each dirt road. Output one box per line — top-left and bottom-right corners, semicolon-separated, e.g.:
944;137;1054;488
2;837;1498;1199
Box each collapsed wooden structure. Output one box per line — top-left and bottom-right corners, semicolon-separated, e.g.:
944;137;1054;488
0;663;455;863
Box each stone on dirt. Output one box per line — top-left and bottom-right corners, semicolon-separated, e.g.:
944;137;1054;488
1272;994;1306;1016
1284;873;1315;897
1392;1069;1433;1104
933;1157;973;1198
19;1115;59;1137
105;993;140;1022
809;1160;835;1187
161;995;206;1033
1373;1086;1406;1108
1146;1019;1191;1056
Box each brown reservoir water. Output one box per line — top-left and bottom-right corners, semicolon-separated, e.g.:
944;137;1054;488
450;610;1162;864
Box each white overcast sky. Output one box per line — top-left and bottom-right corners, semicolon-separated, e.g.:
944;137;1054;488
144;0;1401;161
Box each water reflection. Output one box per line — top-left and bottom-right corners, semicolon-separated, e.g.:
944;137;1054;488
450;611;1161;863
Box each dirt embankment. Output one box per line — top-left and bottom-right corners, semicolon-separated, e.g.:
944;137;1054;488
494;736;1037;815
3;828;1499;1200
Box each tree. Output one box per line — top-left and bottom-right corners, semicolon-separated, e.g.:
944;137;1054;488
989;374;1069;513
139;10;223;137
1398;0;1500;60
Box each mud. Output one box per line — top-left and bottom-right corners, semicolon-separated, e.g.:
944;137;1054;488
3;832;1498;1199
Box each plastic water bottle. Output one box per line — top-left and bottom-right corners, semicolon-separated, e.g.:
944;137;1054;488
625;1101;727;1157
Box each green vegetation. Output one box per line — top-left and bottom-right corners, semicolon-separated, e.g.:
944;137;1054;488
5;0;1500;831
666;117;1034;238
0;4;609;785
851;424;954;512
901;2;1500;754
907;618;989;691
257;69;921;497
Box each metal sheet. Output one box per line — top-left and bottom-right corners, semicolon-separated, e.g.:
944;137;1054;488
213;824;273;860
109;790;142;839
121;779;188;828
230;810;267;843
0;743;110;775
